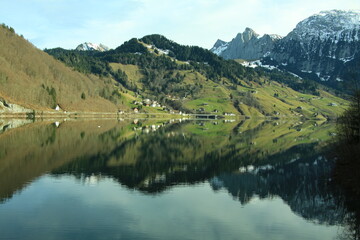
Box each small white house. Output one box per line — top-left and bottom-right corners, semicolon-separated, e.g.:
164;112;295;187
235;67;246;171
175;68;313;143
55;105;62;111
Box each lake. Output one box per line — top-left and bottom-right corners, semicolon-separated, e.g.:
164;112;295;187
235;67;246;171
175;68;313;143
0;118;349;239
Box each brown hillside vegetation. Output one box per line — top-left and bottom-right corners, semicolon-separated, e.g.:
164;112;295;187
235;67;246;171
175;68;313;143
0;119;126;202
0;25;126;112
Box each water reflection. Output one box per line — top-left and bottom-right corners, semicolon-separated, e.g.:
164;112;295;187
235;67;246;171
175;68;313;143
0;119;127;202
0;118;352;239
0;119;338;198
210;155;346;226
51;120;337;194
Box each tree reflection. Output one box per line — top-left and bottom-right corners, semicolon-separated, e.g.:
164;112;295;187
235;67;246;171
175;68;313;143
1;118;355;236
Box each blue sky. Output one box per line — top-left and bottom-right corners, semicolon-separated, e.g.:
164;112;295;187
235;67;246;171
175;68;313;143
1;0;359;50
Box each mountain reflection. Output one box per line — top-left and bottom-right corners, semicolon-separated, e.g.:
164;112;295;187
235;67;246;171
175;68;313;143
49;120;334;193
209;155;346;226
0;119;130;202
0;118;348;230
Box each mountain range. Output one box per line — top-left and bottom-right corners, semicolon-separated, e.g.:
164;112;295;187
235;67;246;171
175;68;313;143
0;14;350;119
211;10;360;90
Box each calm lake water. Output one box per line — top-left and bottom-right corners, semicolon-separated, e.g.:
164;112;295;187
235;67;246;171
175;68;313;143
0;119;349;239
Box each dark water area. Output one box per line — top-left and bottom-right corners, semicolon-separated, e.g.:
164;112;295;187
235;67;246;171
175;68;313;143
0;118;355;239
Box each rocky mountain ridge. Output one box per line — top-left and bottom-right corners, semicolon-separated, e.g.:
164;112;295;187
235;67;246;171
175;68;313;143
267;10;360;87
210;27;282;60
211;10;360;89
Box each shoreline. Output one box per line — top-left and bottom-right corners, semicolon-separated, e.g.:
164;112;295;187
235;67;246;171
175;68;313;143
0;111;331;121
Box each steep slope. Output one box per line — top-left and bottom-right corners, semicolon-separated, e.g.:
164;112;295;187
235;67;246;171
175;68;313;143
0;24;130;113
210;28;282;60
210;10;360;91
46;34;347;119
266;10;360;88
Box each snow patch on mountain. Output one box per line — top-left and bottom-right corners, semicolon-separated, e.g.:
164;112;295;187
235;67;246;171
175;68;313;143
339;56;355;63
291;10;360;43
76;42;109;52
144;44;170;55
289;72;303;79
212;42;229;55
240;60;278;70
239;60;302;79
269;34;283;40
210;39;229;55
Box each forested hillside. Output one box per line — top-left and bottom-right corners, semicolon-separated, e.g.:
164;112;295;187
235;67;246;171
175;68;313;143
45;34;347;119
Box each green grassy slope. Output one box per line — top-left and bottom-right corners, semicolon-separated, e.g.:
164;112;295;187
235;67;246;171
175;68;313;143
41;32;347;119
109;61;347;119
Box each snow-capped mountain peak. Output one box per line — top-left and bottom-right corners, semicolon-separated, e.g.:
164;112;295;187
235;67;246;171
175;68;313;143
291;10;360;42
76;42;109;52
266;9;360;88
211;9;360;90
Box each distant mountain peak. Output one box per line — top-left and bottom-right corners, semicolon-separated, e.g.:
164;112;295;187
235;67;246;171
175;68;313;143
244;27;255;32
76;42;109;52
235;27;259;42
244;27;259;36
211;27;280;60
213;39;227;48
210;39;228;55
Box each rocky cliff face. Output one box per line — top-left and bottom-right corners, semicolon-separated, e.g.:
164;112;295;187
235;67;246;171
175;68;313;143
266;10;360;86
211;10;360;89
210;28;282;60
